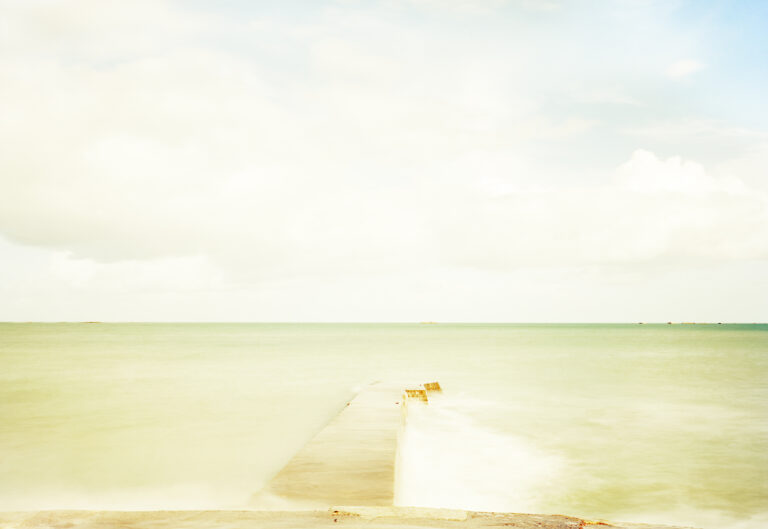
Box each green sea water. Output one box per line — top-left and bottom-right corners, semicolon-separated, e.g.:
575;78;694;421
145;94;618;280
0;323;766;528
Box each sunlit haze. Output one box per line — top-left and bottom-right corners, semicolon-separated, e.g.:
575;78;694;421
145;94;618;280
1;0;767;321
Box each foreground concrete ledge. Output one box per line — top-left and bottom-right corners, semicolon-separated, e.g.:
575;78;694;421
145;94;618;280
0;509;700;529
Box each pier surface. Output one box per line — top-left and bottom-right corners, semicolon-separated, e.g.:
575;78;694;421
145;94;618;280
260;382;404;506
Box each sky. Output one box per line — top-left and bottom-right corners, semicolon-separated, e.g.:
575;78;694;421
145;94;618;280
0;0;766;322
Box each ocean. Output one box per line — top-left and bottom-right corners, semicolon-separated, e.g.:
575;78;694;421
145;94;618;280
0;323;766;529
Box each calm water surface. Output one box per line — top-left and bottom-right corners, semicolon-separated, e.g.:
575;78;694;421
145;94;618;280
1;323;766;529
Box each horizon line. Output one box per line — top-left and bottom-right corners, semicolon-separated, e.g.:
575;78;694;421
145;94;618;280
1;321;765;325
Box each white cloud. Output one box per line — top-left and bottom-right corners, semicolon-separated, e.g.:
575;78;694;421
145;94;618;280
666;59;706;78
616;149;746;194
714;142;768;193
431;150;768;268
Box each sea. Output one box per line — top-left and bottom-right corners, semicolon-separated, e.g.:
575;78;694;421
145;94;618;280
0;323;766;529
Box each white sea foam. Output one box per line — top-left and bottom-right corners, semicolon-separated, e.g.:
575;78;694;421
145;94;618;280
395;392;562;513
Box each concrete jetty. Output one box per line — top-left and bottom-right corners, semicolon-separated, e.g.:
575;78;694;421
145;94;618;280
259;382;404;506
257;381;440;507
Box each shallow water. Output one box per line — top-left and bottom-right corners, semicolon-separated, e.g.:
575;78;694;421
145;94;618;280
1;323;766;529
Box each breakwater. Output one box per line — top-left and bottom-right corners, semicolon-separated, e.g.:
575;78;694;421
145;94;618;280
255;381;440;507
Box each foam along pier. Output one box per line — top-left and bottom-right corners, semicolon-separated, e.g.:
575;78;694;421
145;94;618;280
257;381;442;507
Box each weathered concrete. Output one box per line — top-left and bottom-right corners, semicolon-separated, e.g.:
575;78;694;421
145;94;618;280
257;382;404;507
0;508;700;529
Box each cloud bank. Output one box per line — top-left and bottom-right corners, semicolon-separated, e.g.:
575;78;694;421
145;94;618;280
0;0;766;320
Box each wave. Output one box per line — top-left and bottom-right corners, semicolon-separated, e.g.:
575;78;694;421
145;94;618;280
394;392;562;513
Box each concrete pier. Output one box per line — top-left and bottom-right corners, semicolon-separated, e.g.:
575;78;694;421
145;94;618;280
260;382;404;506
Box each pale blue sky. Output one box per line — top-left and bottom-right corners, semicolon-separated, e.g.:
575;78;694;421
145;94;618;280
0;0;766;321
